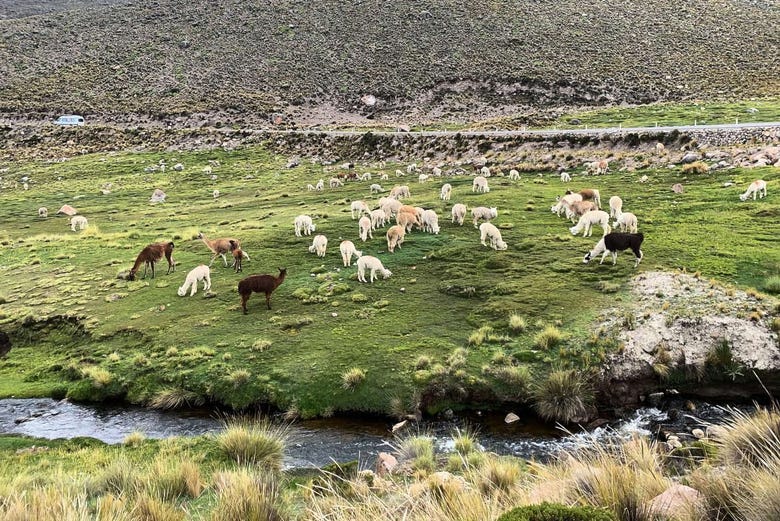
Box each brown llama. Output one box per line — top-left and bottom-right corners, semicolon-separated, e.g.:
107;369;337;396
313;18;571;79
230;241;244;273
238;268;287;314
128;241;175;280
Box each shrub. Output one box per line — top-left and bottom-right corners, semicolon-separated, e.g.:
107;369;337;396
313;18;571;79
251;339;272;352
498;503;618;521
762;275;780;294
533;369;593;423
705;340;744;381
341;367;366;390
534;326;563;350
398;434;434;461
452;427;479;456
217;419;287;470
415;355;432;370
468;325;494;346
682;161;710;175
82;366;113;388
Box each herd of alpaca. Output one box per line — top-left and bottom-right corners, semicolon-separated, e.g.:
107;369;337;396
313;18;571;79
28;158;768;314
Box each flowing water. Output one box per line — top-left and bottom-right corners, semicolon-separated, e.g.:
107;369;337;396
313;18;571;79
0;398;732;469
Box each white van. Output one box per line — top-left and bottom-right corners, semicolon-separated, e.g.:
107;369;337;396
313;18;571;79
55;115;85;126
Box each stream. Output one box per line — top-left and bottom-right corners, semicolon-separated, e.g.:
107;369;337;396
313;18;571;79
0;398;734;469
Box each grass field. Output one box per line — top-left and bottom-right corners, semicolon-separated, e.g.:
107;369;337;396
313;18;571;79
0;146;777;418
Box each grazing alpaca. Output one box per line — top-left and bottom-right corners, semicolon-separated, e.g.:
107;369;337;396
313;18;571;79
583;232;644;268
177;265;211;296
128;241;175;280
238;268;287;313
198;232;248;267
739;179;767;201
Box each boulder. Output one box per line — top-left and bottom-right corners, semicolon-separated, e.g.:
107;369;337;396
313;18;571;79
375;452;397;476
692;428;705;439
56;204;78;216
680;152;700;164
504;412;520;424
173;163;184;171
645;484;703;520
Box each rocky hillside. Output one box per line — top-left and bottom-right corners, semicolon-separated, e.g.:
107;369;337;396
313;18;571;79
0;0;778;126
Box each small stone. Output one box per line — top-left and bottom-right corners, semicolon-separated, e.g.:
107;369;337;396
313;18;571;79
646;484;703;519
399;287;405;292
392;420;407;433
692;428;705;439
706;425;728;439
685;400;696;411
203;292;217;299
504;412;520;424
376;452;398;476
331;312;338;317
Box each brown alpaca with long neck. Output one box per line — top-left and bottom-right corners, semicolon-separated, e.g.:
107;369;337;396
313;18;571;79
231;246;243;273
238;268;286;314
128;242;175;280
198;232;249;267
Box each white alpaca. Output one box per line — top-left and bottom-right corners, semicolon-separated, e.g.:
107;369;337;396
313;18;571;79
380;173;389;180
560;171;571;182
339;240;363;267
508;169;520;181
471;206;498;228
213;189;220;199
370;208;387;229
451;203;467;225
440;183;452;201
432;167;442;177
613;212;638;233
551;193;583;216
308;234;328;257
479;222;508;250
307;183;316;191
386;225;406;252
370;183;383;193
570;210;611;237
418;173;429;183
357;255;392;283
70;215;88;231
38;207;48;218
739;180;767;201
381;198;403;218
294;214;316;237
330;177;344;188
177;265;211;296
389;185;410;199
421;209;440;234
358;216;373;241
315;179;325;191
609;195;623;218
472;176;490;193
406;163;417;175
359;172;372;181
351;200;370;219
638;175;649;183
480;166;491;177
395;169;405;177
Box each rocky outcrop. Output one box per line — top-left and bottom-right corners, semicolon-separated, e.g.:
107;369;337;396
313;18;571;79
599;272;780;406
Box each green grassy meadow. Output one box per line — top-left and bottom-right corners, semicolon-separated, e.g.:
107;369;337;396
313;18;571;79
0;146;778;417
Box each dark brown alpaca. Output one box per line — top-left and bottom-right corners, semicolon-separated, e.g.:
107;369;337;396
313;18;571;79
128;241;175;280
238;268;286;314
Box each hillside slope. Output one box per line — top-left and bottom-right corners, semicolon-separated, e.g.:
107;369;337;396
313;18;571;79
0;0;778;125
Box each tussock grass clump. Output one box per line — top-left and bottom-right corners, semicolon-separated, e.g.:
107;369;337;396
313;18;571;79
452;427;479;456
81;366;113;388
532;369;593;423
508;314;527;333
123;430;146;447
474;455;523;494
762;275;780;294
251;339;272;352
149;388;204;409
596;280;621;293
211;469;284;521
468;325;494;346
341;367;366;390
490;365;532;399
90;457;141;497
227;369;251;388
534;326;564;350
148;457;204;501
535;437;669;520
216;418;288;470
714;407;780;467
415;355;432;370
131;492;185;521
398;434;435;462
497;503;618;521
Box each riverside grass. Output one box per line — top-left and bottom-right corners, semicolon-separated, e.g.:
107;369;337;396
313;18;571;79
0;146;778;418
1;408;780;519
